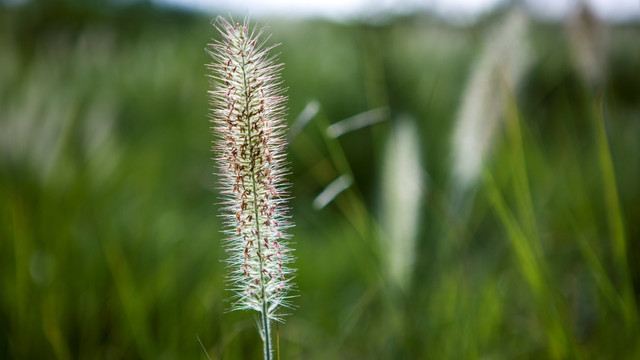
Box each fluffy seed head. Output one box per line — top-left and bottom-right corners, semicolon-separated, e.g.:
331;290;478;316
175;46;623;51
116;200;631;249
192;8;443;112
206;17;294;321
379;116;424;291
451;7;531;192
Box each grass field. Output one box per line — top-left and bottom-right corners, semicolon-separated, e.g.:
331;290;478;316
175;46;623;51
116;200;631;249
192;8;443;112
1;2;639;359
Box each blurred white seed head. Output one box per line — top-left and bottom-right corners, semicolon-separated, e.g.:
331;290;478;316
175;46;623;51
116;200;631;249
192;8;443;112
326;107;389;138
313;174;353;210
566;3;608;89
379;116;424;291
206;17;294;322
451;7;532;191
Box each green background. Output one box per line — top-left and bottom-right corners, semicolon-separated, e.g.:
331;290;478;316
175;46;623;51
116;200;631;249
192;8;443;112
1;1;639;358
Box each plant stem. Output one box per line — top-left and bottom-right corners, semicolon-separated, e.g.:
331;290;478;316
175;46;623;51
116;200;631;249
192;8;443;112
261;303;272;360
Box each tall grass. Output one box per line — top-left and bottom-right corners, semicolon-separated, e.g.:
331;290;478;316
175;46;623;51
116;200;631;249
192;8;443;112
206;17;295;359
0;3;639;359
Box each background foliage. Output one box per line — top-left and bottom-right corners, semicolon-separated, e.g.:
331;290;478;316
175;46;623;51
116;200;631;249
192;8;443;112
1;1;639;358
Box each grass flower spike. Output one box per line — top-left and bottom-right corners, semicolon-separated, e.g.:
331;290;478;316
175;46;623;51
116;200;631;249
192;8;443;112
379;116;423;292
451;7;531;193
206;17;294;359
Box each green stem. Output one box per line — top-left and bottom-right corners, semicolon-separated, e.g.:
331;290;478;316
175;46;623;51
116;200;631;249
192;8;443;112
261;305;272;360
593;97;638;331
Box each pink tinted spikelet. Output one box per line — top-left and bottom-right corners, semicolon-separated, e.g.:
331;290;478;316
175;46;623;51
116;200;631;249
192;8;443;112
206;16;294;339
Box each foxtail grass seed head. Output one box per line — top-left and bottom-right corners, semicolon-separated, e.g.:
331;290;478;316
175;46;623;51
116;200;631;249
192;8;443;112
206;17;294;328
451;7;531;192
379;116;424;291
566;3;608;89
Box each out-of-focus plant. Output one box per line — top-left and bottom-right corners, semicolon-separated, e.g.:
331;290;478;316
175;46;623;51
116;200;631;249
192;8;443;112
379;116;424;291
450;7;532;195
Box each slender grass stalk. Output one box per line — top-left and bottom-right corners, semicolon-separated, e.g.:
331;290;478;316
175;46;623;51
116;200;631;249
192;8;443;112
485;172;575;359
487;93;578;358
206;17;294;359
593;97;638;331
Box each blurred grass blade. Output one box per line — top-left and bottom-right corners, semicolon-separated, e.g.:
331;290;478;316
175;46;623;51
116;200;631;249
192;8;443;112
485;172;575;359
485;173;544;296
313;174;353;210
103;241;153;358
41;300;71;360
503;82;541;252
326;107;388;139
593;97;638;331
573;222;623;310
289;100;320;142
197;334;211;360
